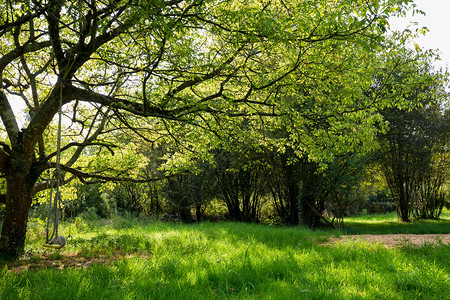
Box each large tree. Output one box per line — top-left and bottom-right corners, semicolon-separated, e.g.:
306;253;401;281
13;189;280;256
0;0;417;257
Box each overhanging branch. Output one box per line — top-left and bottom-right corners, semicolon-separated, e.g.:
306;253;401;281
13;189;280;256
50;162;177;184
45;141;117;163
67;85;169;117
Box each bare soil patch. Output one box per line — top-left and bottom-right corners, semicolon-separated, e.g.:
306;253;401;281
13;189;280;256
1;252;152;273
325;234;450;248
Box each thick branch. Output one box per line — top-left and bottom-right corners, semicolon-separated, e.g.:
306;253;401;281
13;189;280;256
64;110;112;169
0;41;51;75
0;5;48;37
67;19;136;79
0;90;20;146
67;85;169;117
166;47;241;98
45;1;65;69
31;174;76;197
51;163;176;184
46;142;116;163
0;142;11;153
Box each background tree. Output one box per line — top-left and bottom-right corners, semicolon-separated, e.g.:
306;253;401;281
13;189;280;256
320;153;374;227
374;57;449;221
210;146;268;222
265;146;302;225
161;160;215;222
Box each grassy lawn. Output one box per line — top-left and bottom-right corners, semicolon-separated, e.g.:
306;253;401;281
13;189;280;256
0;214;448;299
343;209;450;234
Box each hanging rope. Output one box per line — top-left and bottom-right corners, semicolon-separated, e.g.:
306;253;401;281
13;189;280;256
43;79;66;249
45;174;54;243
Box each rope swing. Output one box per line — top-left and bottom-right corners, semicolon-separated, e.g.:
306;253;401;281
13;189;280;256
43;175;66;249
43;81;66;249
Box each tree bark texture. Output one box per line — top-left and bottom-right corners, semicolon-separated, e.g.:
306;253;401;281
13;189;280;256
0;153;34;257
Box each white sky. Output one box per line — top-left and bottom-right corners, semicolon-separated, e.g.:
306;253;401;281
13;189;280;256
389;0;450;70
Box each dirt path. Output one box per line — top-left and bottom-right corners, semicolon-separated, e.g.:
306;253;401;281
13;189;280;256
326;234;450;248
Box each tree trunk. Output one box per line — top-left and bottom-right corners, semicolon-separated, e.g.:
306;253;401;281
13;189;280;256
226;199;241;221
299;173;323;227
0;148;37;258
397;185;410;222
179;205;193;223
285;164;299;225
195;204;202;222
0;172;33;257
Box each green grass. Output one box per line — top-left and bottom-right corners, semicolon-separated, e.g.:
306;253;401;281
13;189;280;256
0;215;449;299
343;208;450;234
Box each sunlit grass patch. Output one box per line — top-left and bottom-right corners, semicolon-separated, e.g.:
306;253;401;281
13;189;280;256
0;218;449;299
343;208;450;234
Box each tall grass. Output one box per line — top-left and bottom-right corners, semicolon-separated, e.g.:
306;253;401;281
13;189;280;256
0;216;448;299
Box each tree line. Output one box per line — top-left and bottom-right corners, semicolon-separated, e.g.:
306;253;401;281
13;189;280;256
57;81;448;227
